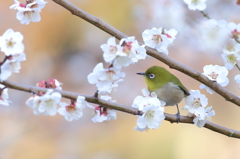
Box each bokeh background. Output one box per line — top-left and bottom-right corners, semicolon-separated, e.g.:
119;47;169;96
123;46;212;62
1;0;240;158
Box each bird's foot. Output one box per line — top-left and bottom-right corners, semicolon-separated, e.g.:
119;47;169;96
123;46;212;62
175;112;181;123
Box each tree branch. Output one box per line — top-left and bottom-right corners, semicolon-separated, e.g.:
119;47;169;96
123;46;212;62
1;80;240;138
52;0;240;108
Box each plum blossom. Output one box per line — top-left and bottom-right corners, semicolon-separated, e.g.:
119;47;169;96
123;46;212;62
221;39;240;70
58;96;89;121
183;90;215;128
101;37;121;64
88;96;117;123
26;89;61;116
132;88;165;132
183;90;208;114
142;27;177;55
135;105;165;132
132;88;165;111
101;37;146;68
200;65;229;94
192;106;215;128
0;84;11;106
87;63;125;94
0;52;26;81
227;22;240;41
0;29;24;56
183;0;207;11
10;0;47;25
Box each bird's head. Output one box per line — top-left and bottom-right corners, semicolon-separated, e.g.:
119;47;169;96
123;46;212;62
137;66;172;90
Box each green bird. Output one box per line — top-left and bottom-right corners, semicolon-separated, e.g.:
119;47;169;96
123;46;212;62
137;66;190;122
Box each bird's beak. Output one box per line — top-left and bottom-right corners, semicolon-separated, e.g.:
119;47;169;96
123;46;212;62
136;72;146;76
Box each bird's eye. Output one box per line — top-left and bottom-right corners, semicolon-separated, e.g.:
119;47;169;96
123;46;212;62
149;73;155;79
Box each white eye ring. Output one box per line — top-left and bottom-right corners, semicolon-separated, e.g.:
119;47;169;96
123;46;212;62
149;73;155;79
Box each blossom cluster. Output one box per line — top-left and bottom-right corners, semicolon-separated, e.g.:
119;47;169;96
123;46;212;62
142;27;177;55
0;29;26;82
25;79;87;121
10;0;47;25
88;36;146;94
132;89;165;132
26;81;117;122
183;90;215;127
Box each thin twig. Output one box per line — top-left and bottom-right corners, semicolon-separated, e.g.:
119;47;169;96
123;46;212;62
52;0;240;108
2;80;240;139
200;11;210;19
236;64;240;71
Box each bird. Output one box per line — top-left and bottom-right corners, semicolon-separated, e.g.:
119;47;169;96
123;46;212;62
137;65;190;122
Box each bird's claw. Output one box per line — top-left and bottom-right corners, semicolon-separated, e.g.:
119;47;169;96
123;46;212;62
175;112;181;123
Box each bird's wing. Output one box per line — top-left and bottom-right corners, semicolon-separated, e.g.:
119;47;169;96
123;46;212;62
178;86;190;96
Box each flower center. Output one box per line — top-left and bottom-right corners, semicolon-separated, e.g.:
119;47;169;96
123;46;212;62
192;98;202;108
109;46;117;54
191;0;199;4
145;110;154;119
227;54;237;64
66;105;76;113
6;38;15;48
122;41;133;55
152;35;162;44
45;99;55;108
23;11;35;18
208;72;218;80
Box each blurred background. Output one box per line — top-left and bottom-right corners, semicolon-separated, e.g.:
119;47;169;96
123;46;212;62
1;0;240;158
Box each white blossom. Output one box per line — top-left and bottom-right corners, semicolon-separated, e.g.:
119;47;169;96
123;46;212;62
183;89;215;128
200;65;229;94
135;105;165;132
0;84;11;106
132;88;165;111
221;39;240;70
183;90;208;114
101;37;121;64
10;0;47;25
133;88;165;132
26;89;61;116
0;52;26;81
132;43;147;62
142;27;177;55
87;63;125;94
58;96;88;121
203;65;229;86
0;29;24;56
183;0;207;11
227;22;240;41
101;37;146;68
89;95;117;123
192;106;215;128
26;95;42;115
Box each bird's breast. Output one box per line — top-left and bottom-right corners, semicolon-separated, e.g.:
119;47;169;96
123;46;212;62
152;82;185;106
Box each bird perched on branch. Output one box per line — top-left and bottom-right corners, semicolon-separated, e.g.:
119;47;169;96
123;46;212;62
137;66;190;122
